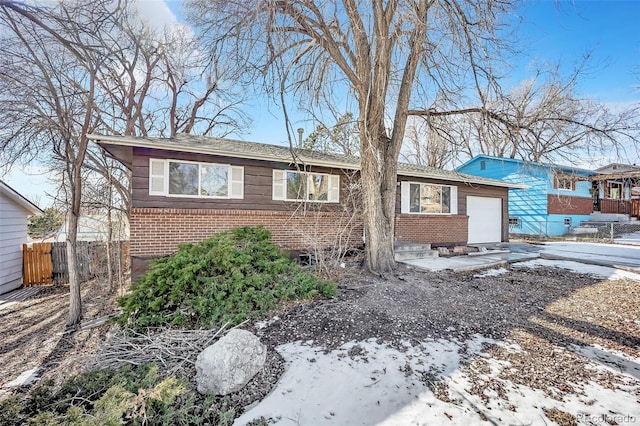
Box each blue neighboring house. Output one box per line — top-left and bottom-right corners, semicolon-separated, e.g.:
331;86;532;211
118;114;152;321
457;155;596;237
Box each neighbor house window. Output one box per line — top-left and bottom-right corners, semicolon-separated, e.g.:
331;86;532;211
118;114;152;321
400;182;458;214
607;181;623;199
555;174;574;191
272;170;340;202
564;217;571;226
509;217;520;227
148;159;244;199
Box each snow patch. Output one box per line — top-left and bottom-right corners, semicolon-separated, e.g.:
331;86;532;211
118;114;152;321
474;267;508;278
234;336;640;425
3;368;40;388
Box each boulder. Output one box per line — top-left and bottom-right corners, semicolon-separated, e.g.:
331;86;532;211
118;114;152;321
195;329;267;395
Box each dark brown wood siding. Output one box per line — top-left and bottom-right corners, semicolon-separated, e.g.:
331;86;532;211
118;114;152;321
131;147;355;211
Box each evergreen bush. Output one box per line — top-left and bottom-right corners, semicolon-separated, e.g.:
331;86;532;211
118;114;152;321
117;226;336;329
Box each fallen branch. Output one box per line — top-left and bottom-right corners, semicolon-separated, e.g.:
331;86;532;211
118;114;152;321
85;322;231;377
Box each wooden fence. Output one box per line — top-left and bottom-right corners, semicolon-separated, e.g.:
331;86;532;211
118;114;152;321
22;243;53;286
23;241;129;286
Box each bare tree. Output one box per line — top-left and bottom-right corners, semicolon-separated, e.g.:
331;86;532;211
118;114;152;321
401;117;459;168
413;61;640;165
0;0;249;325
300;112;359;156
188;0;516;273
0;0;115;327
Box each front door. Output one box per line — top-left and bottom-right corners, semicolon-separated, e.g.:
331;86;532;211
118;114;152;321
591;181;600;211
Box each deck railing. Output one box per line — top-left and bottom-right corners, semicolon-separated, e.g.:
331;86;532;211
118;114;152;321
598;199;631;215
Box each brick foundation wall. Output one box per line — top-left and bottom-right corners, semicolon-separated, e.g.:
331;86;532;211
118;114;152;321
547;195;593;215
130;208;364;259
395;214;468;246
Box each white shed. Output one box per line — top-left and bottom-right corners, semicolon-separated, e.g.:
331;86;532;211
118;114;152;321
0;181;42;294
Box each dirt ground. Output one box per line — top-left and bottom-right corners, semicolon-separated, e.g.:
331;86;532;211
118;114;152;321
1;262;638;421
0;280;121;395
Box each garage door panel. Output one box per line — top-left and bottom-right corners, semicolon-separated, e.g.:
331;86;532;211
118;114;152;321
467;196;502;244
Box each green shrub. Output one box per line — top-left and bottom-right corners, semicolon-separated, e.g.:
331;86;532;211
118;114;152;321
118;226;336;330
0;364;225;426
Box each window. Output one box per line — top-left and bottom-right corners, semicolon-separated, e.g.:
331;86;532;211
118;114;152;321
148;159;244;199
480;160;486;170
564;217;571;226
555;175;574;191
272;170;340;202
400;182;458;214
607;181;623;199
509;217;520;227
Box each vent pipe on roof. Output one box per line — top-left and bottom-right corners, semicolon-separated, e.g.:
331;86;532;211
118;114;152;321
297;128;304;146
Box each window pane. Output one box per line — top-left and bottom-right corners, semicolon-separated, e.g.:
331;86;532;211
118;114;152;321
168;162;198;195
286;171;306;200
558;178;571;190
200;165;228;196
441;186;451;213
409;184;421;212
421;185;441;213
308;174;329;201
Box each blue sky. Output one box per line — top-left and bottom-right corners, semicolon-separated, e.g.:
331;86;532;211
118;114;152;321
514;0;639;103
187;0;640;145
3;0;639;207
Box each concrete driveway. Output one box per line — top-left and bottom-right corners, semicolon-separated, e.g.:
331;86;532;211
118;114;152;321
537;241;640;272
400;241;640;273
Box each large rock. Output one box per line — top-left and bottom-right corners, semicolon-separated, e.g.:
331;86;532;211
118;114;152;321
195;329;267;395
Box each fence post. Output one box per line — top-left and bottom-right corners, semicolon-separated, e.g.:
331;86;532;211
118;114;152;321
610;223;614;240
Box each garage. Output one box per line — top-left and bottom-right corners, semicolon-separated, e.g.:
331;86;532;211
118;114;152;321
467;196;502;244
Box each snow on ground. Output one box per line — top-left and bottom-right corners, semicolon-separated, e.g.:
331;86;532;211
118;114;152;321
473;267;508;278
235;336;640;426
2;368;39;388
513;258;640;281
570;343;640;380
236;260;640;426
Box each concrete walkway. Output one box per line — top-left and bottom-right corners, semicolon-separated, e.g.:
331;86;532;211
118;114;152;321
0;287;43;311
538;241;640;273
401;250;539;272
399;241;640;273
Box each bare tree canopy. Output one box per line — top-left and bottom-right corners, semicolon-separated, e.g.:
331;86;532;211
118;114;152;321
0;0;250;326
187;0;517;273
187;0;639;273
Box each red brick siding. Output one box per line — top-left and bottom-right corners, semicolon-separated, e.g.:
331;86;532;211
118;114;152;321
395;214;469;246
130;208;364;258
547;195;593;215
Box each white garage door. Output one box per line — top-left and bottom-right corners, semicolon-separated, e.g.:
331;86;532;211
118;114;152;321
467;196;502;244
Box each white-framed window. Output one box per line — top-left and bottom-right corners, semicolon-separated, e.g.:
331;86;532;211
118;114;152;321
272;170;340;203
555;174;574;191
509;217;520;227
564;217;571;226
148;158;244;199
607;181;623;199
400;181;458;214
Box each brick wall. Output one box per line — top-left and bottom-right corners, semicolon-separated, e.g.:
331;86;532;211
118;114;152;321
547;195;593;215
130;207;364;258
130;208;473;278
395;214;468;246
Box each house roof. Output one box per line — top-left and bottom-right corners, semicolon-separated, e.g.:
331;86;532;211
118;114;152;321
0;181;43;215
595;163;640;173
457;154;596;177
56;214;129;242
89;133;526;189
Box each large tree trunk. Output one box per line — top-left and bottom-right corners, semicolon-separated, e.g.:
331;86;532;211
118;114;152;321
66;211;82;327
360;123;399;273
